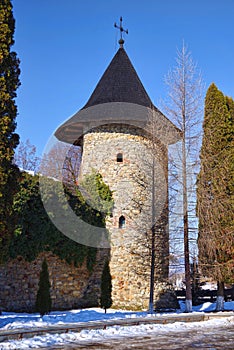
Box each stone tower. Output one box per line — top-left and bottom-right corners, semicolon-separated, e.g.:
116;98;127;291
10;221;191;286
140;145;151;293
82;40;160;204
55;44;181;310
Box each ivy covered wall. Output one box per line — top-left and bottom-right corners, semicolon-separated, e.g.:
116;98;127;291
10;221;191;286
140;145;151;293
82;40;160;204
0;171;112;312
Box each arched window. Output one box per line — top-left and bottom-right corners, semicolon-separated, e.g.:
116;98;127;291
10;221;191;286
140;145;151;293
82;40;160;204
119;215;126;229
117;153;123;162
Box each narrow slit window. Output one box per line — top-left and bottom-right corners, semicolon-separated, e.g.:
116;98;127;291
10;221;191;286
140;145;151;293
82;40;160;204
117;153;123;162
119;215;126;229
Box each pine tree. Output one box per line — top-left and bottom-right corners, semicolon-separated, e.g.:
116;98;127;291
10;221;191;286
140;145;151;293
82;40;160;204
0;0;21;262
100;260;112;313
197;83;234;311
35;259;52;316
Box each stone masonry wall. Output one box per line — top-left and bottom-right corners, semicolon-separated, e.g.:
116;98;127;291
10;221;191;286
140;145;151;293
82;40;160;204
80;124;171;310
0;249;109;312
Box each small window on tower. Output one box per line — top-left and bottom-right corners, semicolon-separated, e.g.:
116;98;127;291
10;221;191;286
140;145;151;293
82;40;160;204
119;215;126;229
117;153;123;162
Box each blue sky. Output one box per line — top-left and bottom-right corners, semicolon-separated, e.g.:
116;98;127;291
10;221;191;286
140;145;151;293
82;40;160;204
12;0;234;156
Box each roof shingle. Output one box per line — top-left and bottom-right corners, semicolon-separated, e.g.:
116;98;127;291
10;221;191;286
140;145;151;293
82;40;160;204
83;47;152;109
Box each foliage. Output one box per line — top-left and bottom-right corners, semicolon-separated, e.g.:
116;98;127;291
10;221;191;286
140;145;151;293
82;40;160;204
80;169;114;217
100;260;112;313
197;83;234;285
35;259;52;316
10;172;97;269
0;0;21;262
9;171;113;271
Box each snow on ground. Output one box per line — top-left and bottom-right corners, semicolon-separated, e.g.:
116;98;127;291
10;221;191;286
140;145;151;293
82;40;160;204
1;316;234;350
1;300;233;330
179;300;234;312
0;301;233;349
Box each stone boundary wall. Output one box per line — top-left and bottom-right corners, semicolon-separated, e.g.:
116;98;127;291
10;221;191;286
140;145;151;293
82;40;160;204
0;249;109;312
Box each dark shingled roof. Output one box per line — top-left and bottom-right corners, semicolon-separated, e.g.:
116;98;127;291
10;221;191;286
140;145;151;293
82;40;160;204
83;47;152;109
54;47;182;146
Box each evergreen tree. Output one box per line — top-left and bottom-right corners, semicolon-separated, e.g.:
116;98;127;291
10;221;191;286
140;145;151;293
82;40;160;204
197;83;234;310
0;0;20;262
35;259;52;316
100;260;112;313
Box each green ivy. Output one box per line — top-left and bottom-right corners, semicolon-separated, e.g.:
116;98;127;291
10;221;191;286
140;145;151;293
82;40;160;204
9;171;112;271
79;169;114;217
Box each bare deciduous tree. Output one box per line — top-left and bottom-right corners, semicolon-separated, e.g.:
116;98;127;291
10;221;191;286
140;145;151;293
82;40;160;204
39;141;81;188
14;139;40;172
163;42;204;312
124;109;180;313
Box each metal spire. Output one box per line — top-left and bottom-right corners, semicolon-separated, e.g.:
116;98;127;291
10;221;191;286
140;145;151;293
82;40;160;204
114;16;128;48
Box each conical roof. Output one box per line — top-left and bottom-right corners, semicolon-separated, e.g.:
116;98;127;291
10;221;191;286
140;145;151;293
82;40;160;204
55;47;181;146
83;47;152;108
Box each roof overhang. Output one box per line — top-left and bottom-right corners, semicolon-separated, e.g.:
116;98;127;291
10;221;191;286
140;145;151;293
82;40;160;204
54;102;182;146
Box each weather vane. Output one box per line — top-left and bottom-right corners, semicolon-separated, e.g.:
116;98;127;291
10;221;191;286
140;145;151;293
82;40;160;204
114;16;128;48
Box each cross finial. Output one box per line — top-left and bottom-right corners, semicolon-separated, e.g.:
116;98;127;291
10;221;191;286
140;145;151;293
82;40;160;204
114;16;128;48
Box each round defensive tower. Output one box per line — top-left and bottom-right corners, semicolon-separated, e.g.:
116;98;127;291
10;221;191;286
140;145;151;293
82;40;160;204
55;44;181;310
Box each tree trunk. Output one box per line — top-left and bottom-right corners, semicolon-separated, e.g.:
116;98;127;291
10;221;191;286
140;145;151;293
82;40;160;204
149;157;156;313
216;281;224;311
182;129;192;313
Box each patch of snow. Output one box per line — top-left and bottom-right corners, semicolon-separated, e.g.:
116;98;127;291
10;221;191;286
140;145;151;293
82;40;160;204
0;301;233;349
178;300;234;313
0;308;147;330
0;316;233;349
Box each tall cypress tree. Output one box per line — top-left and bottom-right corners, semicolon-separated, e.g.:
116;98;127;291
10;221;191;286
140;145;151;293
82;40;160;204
197;83;234;310
0;0;20;262
35;259;52;317
100;260;112;313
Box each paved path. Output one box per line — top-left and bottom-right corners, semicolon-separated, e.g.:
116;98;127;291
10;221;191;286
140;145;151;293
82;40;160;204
45;324;234;350
0;311;233;342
